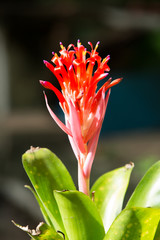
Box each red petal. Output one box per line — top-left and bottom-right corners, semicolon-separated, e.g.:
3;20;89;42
40;80;66;107
68;65;77;90
91;72;109;86
96;77;112;94
43;60;55;74
105;78;123;91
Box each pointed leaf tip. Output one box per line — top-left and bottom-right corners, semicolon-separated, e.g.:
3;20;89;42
126;160;160;209
25;146;40;154
125;162;134;170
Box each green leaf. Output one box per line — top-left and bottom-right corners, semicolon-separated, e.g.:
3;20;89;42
22;147;76;234
91;163;134;232
12;221;64;240
103;207;160;240
54;190;105;240
126;161;160;208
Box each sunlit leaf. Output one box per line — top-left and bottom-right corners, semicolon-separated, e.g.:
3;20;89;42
91;163;134;232
103;207;160;240
54;190;105;240
126;161;160;208
22;147;76;235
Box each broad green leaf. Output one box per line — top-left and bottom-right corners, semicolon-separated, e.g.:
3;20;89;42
103;207;160;240
22;147;76;235
12;221;64;240
91;163;134;232
54;190;105;240
126;161;160;208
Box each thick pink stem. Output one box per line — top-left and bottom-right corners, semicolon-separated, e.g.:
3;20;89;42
78;161;90;196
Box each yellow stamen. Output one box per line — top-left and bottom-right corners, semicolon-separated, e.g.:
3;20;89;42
60;42;64;49
94;41;100;51
102;57;107;63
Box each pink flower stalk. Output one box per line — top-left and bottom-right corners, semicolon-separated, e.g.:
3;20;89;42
40;40;122;195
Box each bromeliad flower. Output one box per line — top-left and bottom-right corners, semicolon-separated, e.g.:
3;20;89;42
40;40;122;195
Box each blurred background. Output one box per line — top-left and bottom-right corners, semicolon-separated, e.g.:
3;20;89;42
0;0;160;239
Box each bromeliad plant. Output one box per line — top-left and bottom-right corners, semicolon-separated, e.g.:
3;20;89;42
14;41;160;240
40;40;122;196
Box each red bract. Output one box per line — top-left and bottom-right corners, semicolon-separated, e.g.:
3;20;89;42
40;40;122;195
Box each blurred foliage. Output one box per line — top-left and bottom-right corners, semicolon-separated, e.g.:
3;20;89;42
135;155;159;177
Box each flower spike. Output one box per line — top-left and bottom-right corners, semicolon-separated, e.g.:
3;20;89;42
40;41;121;195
